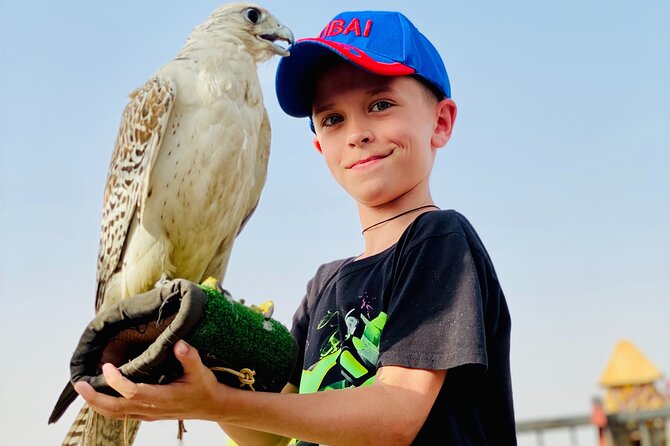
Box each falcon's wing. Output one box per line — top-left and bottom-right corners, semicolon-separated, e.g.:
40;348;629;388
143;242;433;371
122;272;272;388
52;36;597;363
202;109;271;281
95;77;176;312
238;108;271;236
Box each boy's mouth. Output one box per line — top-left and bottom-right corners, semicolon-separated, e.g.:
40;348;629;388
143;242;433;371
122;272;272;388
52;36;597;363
348;152;392;169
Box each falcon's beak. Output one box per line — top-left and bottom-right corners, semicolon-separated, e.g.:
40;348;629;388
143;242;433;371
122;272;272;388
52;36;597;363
260;25;294;57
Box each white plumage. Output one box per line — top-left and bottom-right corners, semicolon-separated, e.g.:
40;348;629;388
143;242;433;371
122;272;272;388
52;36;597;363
55;3;293;445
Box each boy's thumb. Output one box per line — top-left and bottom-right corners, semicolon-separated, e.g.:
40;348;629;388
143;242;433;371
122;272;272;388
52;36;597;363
175;340;196;365
174;340;210;380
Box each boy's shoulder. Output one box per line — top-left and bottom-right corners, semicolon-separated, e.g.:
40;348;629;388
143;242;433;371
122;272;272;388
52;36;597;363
407;209;491;258
316;257;352;275
308;256;353;290
410;209;477;238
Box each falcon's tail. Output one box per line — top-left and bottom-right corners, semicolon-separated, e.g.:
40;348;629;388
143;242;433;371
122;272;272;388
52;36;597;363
60;403;141;446
49;382;78;424
60;403;89;446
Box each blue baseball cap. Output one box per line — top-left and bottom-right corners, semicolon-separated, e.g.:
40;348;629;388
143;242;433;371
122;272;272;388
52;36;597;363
275;10;451;118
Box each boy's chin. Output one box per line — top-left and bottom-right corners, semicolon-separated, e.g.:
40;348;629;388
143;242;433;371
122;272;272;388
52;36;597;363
353;190;403;209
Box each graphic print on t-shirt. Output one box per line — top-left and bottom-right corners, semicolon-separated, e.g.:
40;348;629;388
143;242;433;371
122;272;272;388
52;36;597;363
299;298;387;393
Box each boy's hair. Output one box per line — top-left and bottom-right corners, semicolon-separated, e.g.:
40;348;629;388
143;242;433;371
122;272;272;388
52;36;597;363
275;10;451;119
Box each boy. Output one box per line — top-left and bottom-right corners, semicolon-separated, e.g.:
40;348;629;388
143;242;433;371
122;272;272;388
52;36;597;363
76;10;517;445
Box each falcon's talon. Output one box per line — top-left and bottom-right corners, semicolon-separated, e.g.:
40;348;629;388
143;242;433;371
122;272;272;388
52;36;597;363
154;273;172;289
249;300;275;319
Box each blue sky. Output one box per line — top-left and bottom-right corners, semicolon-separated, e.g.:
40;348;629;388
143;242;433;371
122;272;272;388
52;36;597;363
1;1;668;444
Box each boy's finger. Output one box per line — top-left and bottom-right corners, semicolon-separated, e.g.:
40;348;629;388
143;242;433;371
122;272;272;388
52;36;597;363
175;340;202;371
174;340;217;385
73;381;97;402
102;363;143;400
74;381;129;417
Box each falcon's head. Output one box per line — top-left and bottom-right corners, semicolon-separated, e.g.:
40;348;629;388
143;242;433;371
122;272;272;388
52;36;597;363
193;3;294;62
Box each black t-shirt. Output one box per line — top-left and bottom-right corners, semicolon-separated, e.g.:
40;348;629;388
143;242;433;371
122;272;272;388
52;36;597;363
290;210;516;445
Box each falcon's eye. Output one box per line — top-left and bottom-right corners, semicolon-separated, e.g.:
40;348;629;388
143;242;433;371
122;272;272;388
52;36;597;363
245;8;261;24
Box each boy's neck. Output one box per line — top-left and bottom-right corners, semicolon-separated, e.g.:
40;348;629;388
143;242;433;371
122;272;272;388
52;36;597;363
356;193;438;260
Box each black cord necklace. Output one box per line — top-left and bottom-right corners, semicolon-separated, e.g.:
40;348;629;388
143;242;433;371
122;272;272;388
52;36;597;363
361;205;440;234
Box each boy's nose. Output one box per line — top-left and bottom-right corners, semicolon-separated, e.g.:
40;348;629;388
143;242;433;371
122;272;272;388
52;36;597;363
346;126;374;147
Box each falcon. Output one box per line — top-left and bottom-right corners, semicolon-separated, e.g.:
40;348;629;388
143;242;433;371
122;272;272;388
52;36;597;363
49;3;293;445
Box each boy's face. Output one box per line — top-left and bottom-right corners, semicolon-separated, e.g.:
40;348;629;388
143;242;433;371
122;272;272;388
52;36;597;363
311;62;455;208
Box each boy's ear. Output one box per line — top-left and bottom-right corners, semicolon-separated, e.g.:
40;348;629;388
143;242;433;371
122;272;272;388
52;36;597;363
313;138;323;154
432;99;457;148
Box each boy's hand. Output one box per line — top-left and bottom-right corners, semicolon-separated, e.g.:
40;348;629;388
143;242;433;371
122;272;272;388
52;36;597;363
75;340;223;422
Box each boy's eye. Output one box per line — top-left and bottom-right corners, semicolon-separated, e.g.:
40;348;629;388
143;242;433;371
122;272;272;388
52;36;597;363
322;114;344;127
370;100;393;112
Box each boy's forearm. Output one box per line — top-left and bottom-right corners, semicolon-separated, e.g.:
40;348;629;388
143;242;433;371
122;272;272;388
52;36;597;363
219;422;292;446
212;378;430;446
